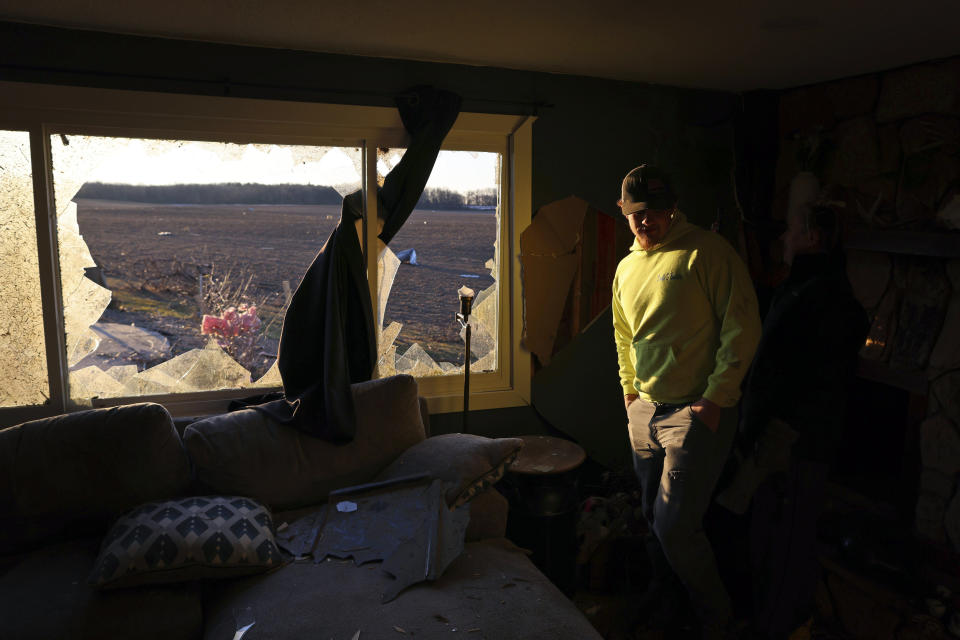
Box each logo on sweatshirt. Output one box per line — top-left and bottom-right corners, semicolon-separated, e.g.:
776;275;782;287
658;271;683;282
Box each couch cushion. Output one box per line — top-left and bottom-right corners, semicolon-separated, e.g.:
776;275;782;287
90;495;282;589
0;536;202;640
183;375;426;511
201;540;603;640
0;403;192;556
374;434;523;507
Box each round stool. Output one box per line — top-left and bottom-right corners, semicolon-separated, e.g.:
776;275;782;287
500;435;586;594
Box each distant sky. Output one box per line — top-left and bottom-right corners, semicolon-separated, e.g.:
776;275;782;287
64;137;498;193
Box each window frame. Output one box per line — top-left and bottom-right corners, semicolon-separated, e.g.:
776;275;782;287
0;80;533;426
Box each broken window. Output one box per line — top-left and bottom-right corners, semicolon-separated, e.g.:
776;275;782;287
0;130;50;407
1;83;531;423
375;149;500;378
48;133;362;406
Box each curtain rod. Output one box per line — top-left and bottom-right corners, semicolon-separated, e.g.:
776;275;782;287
0;64;554;116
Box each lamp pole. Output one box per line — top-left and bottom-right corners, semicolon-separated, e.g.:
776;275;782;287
456;286;475;434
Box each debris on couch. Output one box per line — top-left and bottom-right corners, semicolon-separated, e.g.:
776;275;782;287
275;474;470;603
1;392;604;639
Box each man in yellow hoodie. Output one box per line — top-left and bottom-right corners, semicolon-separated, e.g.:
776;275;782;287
612;165;761;636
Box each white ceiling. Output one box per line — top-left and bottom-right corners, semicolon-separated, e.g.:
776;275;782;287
2;0;959;91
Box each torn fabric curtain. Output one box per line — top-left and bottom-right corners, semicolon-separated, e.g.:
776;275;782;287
256;87;462;441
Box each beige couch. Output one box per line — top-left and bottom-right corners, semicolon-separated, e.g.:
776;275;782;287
0;375;602;640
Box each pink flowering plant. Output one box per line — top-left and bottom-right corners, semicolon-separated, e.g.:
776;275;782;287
198;265;284;379
201;303;263;369
201;304;261;340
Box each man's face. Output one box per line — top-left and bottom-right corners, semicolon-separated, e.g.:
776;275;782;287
620;203;674;250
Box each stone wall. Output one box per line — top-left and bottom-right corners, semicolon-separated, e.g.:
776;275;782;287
774;57;960;230
774;57;960;551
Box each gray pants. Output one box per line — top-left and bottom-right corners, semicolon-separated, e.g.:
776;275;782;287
627;398;737;627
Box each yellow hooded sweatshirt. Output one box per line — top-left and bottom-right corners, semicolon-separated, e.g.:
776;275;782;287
612;212;760;407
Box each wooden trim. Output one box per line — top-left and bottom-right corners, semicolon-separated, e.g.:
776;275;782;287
0;81;525;144
509;116;535;404
364;142;379;368
30;126;67;416
425;388;530;414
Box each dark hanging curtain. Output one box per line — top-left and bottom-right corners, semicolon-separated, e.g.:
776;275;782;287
255;87;462;442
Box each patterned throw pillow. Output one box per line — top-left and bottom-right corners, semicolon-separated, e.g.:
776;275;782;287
90;495;282;589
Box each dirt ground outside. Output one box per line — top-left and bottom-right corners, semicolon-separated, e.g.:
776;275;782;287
75;199;497;379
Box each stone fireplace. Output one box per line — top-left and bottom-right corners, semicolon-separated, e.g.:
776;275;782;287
766;55;960;563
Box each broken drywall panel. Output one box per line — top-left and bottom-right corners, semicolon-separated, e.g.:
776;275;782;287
521;196;634;366
520;196;590;366
521;195;590;256
531;306;632;471
521;254;578;366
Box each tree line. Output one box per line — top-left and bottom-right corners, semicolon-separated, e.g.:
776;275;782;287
75;182;343;205
416;187;497;209
75;182;498;210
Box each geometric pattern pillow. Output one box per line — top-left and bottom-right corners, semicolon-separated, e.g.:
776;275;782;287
89;496;282;589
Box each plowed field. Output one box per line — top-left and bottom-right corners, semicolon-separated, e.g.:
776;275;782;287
76;199;497;376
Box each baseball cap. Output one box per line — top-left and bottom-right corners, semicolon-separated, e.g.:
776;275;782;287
620;165;676;214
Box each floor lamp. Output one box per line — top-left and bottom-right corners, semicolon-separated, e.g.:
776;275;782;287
456;286;475;433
